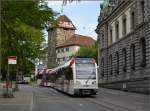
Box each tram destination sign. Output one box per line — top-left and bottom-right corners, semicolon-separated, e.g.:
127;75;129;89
8;56;17;64
76;58;94;64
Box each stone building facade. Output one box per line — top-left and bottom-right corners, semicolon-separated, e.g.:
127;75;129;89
47;15;76;65
96;0;150;94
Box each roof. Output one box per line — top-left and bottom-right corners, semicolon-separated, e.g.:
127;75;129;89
56;34;95;48
57;15;72;22
57;15;76;30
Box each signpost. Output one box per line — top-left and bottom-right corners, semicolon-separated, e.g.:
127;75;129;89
8;56;17;64
4;56;17;97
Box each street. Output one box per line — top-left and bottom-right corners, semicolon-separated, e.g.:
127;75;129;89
0;85;149;111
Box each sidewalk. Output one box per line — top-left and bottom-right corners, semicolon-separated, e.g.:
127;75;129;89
0;91;33;111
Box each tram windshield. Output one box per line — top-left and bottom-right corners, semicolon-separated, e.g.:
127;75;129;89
75;58;96;79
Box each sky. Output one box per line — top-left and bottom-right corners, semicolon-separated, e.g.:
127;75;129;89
45;0;101;40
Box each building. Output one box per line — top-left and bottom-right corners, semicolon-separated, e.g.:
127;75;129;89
96;0;150;94
47;15;76;65
47;15;95;65
56;34;95;65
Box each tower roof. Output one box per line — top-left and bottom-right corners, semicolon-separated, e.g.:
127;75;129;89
57;15;76;30
57;15;72;22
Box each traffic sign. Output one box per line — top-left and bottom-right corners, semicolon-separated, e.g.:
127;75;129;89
8;56;17;64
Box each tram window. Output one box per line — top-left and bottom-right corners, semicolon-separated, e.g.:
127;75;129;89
76;63;96;79
65;67;73;80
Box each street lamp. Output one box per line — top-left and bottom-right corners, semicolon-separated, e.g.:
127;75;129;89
35;58;39;77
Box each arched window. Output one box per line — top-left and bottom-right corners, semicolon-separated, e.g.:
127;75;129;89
101;58;104;77
101;33;104;48
122;48;127;72
122;15;127;35
110;28;113;44
140;38;146;67
140;1;145;22
115;22;119;41
109;55;113;75
131;11;135;30
115;52;119;74
131;44;135;70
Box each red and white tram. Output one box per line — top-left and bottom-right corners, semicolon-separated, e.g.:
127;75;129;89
47;57;98;96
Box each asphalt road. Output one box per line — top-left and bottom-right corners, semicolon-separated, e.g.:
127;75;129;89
21;85;149;111
0;85;149;111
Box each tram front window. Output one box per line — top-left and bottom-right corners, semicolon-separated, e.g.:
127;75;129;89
76;63;96;79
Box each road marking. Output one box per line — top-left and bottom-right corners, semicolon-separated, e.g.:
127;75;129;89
30;93;34;111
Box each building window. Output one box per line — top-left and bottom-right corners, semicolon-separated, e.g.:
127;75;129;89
141;1;145;22
61;48;64;52
110;28;113;44
140;38;146;67
57;49;60;53
115;52;119;74
130;44;135;70
131;11;135;30
101;58;104;77
66;47;69;52
115;22;119;41
122;48;127;72
109;55;113;75
122;15;127;35
101;33;104;48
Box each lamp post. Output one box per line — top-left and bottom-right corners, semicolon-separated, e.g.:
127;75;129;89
34;58;39;80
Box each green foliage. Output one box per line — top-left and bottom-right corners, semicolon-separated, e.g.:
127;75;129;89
1;0;57;79
47;64;57;69
75;43;98;63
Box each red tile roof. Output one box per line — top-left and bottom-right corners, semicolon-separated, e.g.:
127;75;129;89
57;15;72;22
56;34;96;48
57;15;76;30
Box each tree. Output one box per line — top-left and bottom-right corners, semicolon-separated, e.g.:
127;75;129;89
75;43;98;63
1;0;58;79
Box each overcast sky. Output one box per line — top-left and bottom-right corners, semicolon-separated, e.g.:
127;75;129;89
45;0;101;40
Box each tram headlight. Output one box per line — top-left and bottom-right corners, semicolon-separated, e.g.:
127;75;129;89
76;81;81;85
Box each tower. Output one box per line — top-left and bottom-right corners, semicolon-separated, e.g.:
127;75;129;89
47;15;76;65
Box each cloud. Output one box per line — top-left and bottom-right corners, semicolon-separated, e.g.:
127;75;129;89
47;1;63;6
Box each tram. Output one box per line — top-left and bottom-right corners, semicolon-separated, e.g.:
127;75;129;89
48;57;98;96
